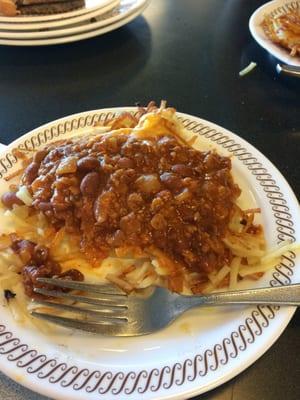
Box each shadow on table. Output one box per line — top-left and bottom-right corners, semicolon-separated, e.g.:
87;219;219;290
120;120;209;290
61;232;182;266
0;16;152;143
206;0;300;139
0;16;152;68
0;16;152;103
240;42;300;91
212;0;300;92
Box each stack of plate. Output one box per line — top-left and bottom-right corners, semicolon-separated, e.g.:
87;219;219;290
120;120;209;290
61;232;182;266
0;0;150;46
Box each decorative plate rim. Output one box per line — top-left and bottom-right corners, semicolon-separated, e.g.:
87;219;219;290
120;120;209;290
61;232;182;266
0;107;299;400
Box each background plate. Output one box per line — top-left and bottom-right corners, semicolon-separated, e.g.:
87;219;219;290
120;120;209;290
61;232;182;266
0;108;299;400
0;0;116;23
249;0;300;67
0;0;119;31
0;0;146;39
0;1;149;45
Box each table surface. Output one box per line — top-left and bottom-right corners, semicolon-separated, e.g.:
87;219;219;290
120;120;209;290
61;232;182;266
0;0;299;399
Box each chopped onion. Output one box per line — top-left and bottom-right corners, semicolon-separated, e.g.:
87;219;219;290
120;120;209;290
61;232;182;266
15;186;33;206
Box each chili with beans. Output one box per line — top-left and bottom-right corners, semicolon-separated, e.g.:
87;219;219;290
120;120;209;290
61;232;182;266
16;130;241;283
11;239;83;299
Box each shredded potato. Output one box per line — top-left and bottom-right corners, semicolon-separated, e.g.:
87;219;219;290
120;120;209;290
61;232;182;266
229;257;241;290
0;103;299;330
261;11;300;57
0;193;298;328
223;233;265;258
238;259;281;277
205;265;231;293
16;186;33;206
260;241;299;264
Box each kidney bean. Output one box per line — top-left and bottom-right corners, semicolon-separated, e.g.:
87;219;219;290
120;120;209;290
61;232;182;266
24;162;39;185
22;260;62;298
80;172;100;196
160;172;183;190
11;239;36;263
1;192;24;209
33;244;49;265
171;164;193;177
77;156;99;172
58;269;84;282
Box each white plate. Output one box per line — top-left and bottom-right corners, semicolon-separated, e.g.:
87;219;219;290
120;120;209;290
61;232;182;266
0;107;299;400
0;0;119;31
0;0;145;39
0;0;115;23
249;0;300;67
0;0;149;45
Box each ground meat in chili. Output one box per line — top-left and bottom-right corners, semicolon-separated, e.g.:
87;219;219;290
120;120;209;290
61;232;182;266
11;239;83;299
20;132;241;278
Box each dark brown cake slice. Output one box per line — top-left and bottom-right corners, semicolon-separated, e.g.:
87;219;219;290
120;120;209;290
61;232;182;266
18;0;84;15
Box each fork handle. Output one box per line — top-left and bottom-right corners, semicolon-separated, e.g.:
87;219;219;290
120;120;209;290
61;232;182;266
179;284;300;310
276;63;300;78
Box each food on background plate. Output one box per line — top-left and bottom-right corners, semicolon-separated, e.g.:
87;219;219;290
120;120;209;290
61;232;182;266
0;0;84;16
17;0;85;15
261;9;300;57
0;0;17;16
0;102;297;327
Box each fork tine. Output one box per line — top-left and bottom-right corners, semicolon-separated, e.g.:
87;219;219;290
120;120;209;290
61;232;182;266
33;288;128;307
36;278;126;295
33;299;127;321
31;312;128;336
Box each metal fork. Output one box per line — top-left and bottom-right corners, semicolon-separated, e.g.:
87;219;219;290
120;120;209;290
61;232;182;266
276;63;300;77
31;278;300;336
